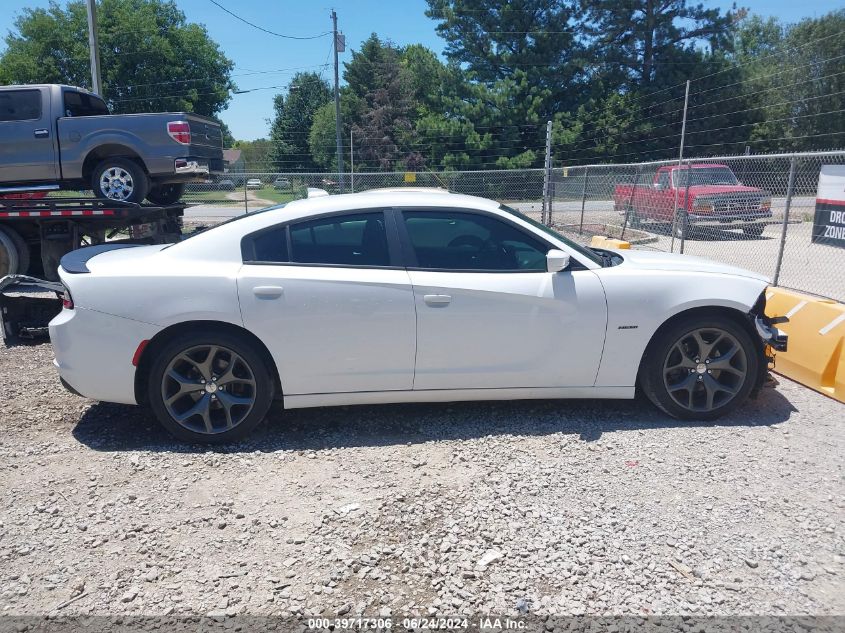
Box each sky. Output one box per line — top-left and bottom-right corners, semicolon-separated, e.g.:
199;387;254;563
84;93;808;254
0;0;842;140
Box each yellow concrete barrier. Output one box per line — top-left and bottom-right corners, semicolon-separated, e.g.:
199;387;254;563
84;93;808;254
589;236;631;249
765;287;845;403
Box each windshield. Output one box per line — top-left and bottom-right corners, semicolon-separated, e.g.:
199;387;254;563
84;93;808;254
672;167;738;187
499;204;603;265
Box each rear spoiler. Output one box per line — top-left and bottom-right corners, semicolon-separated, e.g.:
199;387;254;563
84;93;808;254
60;243;142;274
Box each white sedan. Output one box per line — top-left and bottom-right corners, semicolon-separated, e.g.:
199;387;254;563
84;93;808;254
49;189;787;443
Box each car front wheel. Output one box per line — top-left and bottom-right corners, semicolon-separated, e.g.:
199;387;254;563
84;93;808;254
148;330;275;443
640;314;760;420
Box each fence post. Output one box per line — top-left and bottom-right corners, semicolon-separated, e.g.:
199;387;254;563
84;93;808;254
541;120;553;226
773;155;797;287
243;177;248;214
620;168;641;240
680;159;692;254
578;167;589;235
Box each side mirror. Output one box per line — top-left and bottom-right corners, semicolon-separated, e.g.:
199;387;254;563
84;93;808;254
546;249;570;273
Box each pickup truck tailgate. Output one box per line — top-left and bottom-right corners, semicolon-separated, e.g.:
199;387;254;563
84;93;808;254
186;115;223;162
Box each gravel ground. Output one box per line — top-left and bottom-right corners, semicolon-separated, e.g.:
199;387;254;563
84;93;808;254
0;341;843;622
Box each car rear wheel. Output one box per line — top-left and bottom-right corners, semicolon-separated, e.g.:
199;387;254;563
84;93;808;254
0;225;31;277
146;183;185;205
91;158;149;204
148;330;275;443
640;314;760;420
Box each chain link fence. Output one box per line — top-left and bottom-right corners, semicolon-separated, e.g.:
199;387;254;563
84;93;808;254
183;151;843;301
548;151;845;301
183;169;545;211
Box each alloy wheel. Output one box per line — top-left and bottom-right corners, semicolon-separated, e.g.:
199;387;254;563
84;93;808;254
99;166;135;201
161;344;257;435
662;327;748;412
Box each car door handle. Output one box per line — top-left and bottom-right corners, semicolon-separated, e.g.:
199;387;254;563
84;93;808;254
253;285;284;299
423;294;451;307
34;129;49;138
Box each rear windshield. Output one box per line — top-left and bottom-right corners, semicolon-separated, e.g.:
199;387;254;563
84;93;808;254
499;204;602;265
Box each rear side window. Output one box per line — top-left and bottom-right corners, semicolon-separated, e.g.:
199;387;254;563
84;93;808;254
402;210;549;271
63;91;109;117
0;90;42;122
241;212;391;267
290;212;389;266
248;227;289;262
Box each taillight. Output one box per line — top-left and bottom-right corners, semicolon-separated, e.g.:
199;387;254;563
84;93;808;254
62;287;74;310
167;121;191;145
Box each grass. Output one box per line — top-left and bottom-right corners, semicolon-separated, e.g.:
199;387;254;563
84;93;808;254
182;186;300;206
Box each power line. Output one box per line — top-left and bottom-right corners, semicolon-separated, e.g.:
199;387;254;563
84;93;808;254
207;0;331;40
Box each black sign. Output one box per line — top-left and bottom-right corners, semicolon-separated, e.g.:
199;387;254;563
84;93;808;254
812;199;845;249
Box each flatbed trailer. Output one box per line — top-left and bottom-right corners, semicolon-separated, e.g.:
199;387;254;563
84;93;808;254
0;196;185;281
1;196;187;344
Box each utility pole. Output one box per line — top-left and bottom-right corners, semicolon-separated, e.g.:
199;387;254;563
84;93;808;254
85;0;102;95
669;79;691;253
331;10;345;192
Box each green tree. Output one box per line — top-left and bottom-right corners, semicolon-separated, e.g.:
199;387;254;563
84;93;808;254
0;0;234;116
233;138;273;171
268;72;332;171
733;10;845;152
579;0;736;88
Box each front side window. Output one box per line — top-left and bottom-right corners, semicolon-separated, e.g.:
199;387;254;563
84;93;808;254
403;210;549;271
289;212;390;266
0;90;42;122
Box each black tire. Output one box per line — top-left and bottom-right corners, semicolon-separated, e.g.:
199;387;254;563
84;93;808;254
640;313;760;421
673;211;690;239
91;157;149;203
147;329;275;444
742;224;765;238
0;225;31;276
624;204;641;229
146;183;185;205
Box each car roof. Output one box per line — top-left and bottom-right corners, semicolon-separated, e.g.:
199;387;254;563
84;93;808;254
287;189;502;213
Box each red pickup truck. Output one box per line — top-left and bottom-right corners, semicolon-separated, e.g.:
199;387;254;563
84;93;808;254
613;164;772;238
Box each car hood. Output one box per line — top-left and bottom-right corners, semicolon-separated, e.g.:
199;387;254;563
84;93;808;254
688;184;767;197
614;249;770;282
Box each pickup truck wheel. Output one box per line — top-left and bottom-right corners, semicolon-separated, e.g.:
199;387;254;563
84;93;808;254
624;205;642;229
92;158;149;204
0;225;30;276
742;224;765;238
147;183;185;206
640;314;760;421
673;212;690;239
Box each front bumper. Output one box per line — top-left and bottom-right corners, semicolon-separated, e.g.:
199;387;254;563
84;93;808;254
755;316;788;352
687;210;773;226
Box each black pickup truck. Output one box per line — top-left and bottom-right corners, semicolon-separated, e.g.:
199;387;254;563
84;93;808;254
0;84;223;204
